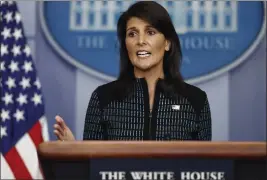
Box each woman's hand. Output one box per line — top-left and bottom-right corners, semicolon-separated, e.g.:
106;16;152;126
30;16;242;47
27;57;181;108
54;115;75;141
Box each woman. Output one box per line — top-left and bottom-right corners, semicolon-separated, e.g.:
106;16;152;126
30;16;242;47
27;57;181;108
54;1;212;141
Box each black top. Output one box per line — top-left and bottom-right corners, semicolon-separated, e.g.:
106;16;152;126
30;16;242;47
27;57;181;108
83;78;212;141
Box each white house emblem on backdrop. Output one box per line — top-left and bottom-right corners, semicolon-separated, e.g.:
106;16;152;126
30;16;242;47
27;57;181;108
69;1;238;33
40;1;266;83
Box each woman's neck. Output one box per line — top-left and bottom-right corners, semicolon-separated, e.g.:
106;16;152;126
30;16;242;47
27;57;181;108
134;66;164;88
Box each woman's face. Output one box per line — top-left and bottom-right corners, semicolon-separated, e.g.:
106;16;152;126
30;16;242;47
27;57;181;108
125;17;170;72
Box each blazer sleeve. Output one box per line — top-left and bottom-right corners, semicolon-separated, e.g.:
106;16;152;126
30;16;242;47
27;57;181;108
83;89;104;140
196;93;212;140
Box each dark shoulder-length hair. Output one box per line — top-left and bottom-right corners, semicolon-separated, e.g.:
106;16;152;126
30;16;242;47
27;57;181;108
116;1;185;96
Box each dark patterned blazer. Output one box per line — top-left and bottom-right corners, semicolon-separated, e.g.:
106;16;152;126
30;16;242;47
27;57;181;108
83;78;212;141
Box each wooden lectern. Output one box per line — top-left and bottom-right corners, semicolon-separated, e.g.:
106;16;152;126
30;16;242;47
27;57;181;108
38;141;266;180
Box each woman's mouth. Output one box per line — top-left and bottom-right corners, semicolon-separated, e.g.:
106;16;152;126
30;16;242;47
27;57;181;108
136;50;151;58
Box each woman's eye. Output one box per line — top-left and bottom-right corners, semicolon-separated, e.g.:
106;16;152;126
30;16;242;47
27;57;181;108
128;32;136;37
147;30;156;35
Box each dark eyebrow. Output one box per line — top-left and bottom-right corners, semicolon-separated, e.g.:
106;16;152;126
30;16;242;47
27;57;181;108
126;27;136;32
126;25;155;32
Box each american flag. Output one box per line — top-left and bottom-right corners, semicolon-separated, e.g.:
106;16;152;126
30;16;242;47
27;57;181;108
0;1;49;179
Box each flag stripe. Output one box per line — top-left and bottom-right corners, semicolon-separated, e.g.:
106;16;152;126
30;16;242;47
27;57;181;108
16;132;44;179
28;120;45;179
1;154;15;179
40;116;49;141
29;121;43;147
5;147;32;179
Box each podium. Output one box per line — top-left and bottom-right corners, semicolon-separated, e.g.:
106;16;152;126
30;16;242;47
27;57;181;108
38;141;266;180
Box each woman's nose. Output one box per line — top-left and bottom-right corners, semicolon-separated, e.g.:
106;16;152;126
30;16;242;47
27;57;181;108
137;34;147;45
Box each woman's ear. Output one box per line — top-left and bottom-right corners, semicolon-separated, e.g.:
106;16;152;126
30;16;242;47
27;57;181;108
165;40;171;51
